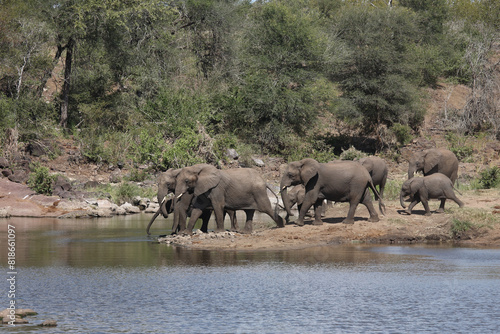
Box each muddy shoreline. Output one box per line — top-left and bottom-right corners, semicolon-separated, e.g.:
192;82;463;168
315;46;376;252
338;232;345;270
1;174;499;250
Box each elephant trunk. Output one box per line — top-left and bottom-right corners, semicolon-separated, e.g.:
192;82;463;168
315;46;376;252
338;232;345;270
400;191;407;209
408;165;416;180
280;184;293;218
146;207;162;235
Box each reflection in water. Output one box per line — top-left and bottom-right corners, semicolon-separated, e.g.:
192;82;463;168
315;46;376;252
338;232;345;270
1;216;500;333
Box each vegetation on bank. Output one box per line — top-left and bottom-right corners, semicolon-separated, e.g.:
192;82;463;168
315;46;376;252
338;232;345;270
1;0;499;171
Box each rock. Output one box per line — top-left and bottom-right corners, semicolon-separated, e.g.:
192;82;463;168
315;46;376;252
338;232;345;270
1;169;12;177
120;202;141;214
0;157;9;168
115;206;127;215
83;180;100;189
39;320;57;327
109;172;121;183
8;170;29;184
226;149;239;160
252;157;265;167
0;208;11;218
52;175;72;196
97;199;118;211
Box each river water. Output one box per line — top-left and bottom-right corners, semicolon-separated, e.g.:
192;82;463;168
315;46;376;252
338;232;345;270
1;215;500;333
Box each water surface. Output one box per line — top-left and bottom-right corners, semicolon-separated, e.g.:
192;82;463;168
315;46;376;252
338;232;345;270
1;215;499;333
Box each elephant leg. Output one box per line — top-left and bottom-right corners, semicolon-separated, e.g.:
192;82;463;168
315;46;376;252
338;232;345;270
312;199;324;225
405;199;420;215
226;210;238;231
420;195;432;216
212;205;225;232
297;191;317;226
241;209;255;234
361;191;379;223
436;199;446;213
200;209;212;233
185;208;204;234
343;200;359;224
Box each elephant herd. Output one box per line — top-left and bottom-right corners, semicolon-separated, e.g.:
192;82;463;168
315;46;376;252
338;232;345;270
147;148;464;236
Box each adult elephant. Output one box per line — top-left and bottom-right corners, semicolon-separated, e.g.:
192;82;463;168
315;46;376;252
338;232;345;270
281;158;383;226
357;156;388;214
175;164;284;234
407;148;459;213
408;148;459;184
146;168;236;235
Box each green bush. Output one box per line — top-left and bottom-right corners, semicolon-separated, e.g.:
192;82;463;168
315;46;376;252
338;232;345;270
27;163;57;195
391;123;414;146
479;166;500;189
445;132;474;161
339;146;365;161
450;218;474;238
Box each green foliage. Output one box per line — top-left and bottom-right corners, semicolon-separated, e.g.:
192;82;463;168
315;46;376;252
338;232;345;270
27;163;57;195
159;129;205;169
339;146;365;161
126;169;149;183
331;6;426;132
391;123;414;146
230;0;330;152
383;179;405;201
445;132;474;161
478;166;500;189
115;182;141;205
450;218;474;238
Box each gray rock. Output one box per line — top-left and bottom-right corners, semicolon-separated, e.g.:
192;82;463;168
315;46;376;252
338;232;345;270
252;157;265;167
39;319;57;327
226;149;239;160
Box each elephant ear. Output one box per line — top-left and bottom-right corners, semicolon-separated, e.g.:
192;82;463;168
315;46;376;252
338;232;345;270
360;157;374;173
194;164;221;197
408;178;422;197
300;159;320;185
423;149;441;174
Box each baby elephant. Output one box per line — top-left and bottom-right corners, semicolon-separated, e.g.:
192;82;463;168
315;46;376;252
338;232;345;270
400;173;464;216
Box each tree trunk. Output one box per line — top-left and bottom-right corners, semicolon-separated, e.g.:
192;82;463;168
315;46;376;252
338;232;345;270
60;37;74;128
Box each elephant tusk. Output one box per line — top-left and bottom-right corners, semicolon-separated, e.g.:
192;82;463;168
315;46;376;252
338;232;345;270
177;193;183;199
280;186;288;193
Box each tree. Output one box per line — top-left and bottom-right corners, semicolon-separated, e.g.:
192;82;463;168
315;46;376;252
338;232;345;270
330;6;425;136
229;0;330;151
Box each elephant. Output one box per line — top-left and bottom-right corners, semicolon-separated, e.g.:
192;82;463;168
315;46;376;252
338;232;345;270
146;168;236;235
400;173;464;215
408;148;459;184
356;156;388;214
174;164;285;234
283;184;305;223
280;158;383;226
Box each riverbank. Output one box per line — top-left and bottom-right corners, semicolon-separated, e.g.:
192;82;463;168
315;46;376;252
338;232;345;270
156;187;500;250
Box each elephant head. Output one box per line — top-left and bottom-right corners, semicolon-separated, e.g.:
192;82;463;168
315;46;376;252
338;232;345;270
408;149;441;179
175;164;221;199
280;158;320;217
399;178;422;209
146;168;181;235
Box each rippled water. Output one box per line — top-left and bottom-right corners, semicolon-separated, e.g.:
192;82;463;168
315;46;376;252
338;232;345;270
1;215;500;333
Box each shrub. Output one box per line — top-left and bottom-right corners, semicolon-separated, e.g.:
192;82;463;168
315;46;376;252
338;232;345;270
479;166;500;189
391;123;414;146
445;132;474;161
27;163;57;195
115;182;141;204
339;146;365;161
450;218;474;238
